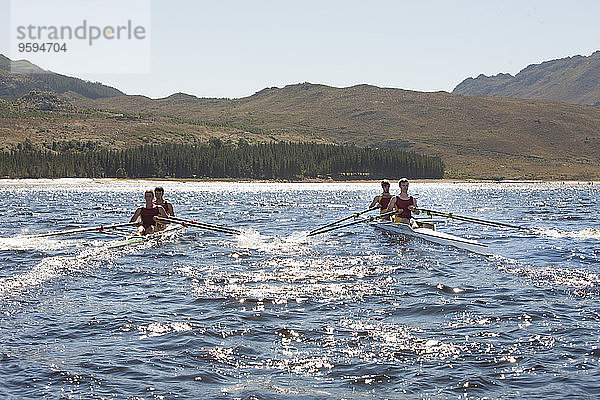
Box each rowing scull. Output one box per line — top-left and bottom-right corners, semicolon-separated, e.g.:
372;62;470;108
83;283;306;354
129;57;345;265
370;219;489;254
107;223;185;249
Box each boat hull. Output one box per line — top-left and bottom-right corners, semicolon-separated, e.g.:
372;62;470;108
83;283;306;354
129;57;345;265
107;224;184;249
371;220;488;254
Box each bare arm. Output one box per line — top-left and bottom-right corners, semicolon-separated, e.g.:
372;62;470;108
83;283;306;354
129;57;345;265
386;197;399;213
130;208;142;223
167;203;174;216
409;198;419;215
369;195;380;209
155;206;168;230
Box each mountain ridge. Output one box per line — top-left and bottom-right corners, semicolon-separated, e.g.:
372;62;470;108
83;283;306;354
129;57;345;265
0;54;124;100
2;55;600;180
453;51;600;106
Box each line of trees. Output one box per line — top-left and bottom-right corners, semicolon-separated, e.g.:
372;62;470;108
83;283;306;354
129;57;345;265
0;139;444;179
33;73;124;99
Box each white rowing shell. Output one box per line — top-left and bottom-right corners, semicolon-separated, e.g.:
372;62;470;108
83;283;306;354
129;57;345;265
371;220;489;254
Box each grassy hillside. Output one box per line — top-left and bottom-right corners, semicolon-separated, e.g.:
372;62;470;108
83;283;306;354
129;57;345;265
453;51;600;107
73;83;600;180
0;93;319;151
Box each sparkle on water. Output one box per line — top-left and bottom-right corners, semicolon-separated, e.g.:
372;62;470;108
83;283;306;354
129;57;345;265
0;179;599;399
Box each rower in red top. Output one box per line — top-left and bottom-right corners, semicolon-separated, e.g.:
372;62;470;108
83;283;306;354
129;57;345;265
130;190;168;235
153;186;174;216
386;178;420;228
369;179;393;219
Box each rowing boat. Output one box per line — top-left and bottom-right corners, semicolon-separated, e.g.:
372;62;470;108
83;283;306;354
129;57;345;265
369;219;489;254
107;224;185;249
23;214;238;252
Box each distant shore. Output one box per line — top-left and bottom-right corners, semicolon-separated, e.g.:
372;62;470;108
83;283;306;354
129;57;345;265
1;177;597;184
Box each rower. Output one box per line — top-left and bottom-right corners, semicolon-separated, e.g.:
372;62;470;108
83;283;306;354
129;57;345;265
154;186;174;216
386;178;420;228
369;179;393;220
130;190;168;235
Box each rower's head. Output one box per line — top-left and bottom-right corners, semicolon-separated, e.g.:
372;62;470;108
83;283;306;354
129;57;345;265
144;190;154;200
381;179;390;192
154;186;164;199
399;178;409;190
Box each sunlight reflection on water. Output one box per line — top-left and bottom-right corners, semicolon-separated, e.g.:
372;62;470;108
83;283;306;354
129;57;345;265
0;179;599;399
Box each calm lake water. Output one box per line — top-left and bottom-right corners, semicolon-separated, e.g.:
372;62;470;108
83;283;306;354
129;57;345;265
1;179;599;399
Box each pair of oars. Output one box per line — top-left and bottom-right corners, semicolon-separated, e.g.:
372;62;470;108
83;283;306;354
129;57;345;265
308;206;395;236
155;216;241;236
28;222;139;238
415;208;535;232
27;216;241;238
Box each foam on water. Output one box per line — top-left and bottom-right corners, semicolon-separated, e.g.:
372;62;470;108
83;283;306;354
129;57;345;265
494;255;600;291
233;228;312;254
0;236;79;251
537;227;600;240
0;230;184;296
0;249;100;295
0;256;69;294
189;253;396;304
137;321;194;338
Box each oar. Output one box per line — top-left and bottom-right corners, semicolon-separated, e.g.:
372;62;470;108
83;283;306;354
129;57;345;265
157;217;240;235
416;208;533;231
309;206;379;235
160;216;241;235
155;216;241;235
29;222;138;238
308;210;397;236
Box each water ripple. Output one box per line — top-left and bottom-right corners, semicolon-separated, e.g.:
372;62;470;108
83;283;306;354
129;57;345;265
1;180;599;399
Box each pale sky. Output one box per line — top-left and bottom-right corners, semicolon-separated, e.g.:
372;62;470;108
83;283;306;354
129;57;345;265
1;0;599;99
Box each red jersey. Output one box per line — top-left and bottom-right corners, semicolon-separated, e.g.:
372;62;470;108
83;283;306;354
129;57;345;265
140;206;160;229
377;194;392;213
154;200;171;215
393;196;415;219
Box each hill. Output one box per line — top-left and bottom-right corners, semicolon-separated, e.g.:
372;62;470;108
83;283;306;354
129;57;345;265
2;52;600;180
453;51;600;107
0;92;312;152
73;83;600;180
0;54;124;100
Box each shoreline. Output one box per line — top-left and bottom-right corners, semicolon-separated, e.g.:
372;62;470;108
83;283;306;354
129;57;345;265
0;177;597;184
